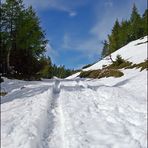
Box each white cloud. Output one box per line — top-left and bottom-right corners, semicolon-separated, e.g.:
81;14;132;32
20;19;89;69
69;11;77;17
62;33;100;60
23;0;70;13
91;0;147;42
23;0;88;16
104;0;113;7
62;33;71;48
60;0;147;62
90;2;131;42
61;0;135;60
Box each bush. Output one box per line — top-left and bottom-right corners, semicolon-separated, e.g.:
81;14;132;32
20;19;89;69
0;92;7;96
136;60;148;71
79;70;94;78
79;69;123;79
79;56;147;79
89;70;101;78
114;55;125;65
108;55;132;69
126;60;148;71
98;69;124;78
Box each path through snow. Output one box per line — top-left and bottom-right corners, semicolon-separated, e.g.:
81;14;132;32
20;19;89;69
1;73;147;148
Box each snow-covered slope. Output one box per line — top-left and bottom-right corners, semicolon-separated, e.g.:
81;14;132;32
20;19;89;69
67;36;147;79
1;36;147;148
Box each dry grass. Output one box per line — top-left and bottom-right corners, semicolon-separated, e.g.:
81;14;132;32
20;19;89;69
79;69;123;79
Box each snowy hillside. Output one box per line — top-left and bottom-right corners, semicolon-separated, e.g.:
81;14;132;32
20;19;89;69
67;36;147;79
1;37;147;148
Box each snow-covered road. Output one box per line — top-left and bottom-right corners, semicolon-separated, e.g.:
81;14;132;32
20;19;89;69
1;70;147;148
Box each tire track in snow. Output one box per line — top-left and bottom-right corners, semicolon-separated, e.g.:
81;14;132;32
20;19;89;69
42;80;145;148
41;81;59;148
52;79;68;148
42;79;68;148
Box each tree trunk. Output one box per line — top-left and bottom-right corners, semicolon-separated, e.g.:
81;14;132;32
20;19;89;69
109;54;114;63
6;47;11;74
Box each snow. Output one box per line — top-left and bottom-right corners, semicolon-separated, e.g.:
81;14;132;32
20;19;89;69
1;37;147;148
67;36;147;79
84;36;147;71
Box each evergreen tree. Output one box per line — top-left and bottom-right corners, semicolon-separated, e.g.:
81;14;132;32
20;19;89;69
130;4;143;40
13;6;47;76
1;0;47;78
142;9;148;36
108;19;120;53
119;20;131;46
101;4;147;58
101;40;109;57
1;0;25;73
37;56;52;78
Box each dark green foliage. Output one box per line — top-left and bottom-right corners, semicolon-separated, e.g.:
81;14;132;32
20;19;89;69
129;4;143;40
37;57;52;79
0;0;77;80
113;55;125;66
108;19;121;54
101;4;147;57
0;0;47;79
142;9;148;36
51;65;76;78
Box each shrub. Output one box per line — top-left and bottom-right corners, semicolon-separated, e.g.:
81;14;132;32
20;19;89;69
136;60;148;71
125;60;148;71
79;56;147;79
108;55;132;69
89;70;101;78
79;70;93;78
98;69;124;78
125;64;137;69
79;69;123;79
114;55;125;65
0;91;7;96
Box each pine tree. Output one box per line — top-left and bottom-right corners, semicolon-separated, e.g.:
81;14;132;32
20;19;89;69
130;4;143;40
1;0;48;78
101;5;147;58
142;9;148;36
119;20;131;46
13;6;47;76
1;0;25;73
101;40;109;58
108;19;121;53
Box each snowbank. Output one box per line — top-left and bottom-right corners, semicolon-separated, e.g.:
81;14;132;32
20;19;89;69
67;36;147;79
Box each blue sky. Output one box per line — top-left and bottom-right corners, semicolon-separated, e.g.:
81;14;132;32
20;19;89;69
23;0;147;69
